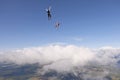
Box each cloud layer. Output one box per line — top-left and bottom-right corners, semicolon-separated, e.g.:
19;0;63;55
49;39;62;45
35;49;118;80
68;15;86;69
0;45;120;79
0;45;95;71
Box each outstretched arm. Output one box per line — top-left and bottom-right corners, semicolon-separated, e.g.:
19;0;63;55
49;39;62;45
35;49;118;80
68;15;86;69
48;6;51;11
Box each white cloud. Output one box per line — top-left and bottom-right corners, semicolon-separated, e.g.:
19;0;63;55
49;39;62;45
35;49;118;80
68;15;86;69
73;37;83;42
0;45;120;74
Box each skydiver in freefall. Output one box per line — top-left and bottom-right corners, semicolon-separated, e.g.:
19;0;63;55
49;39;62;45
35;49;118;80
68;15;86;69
55;22;60;29
46;6;52;20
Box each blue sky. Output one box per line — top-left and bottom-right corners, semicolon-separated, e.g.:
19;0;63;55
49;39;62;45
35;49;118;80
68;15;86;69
0;0;120;49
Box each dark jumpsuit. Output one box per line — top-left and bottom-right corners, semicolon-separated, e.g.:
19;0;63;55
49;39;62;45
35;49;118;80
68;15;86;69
47;10;51;20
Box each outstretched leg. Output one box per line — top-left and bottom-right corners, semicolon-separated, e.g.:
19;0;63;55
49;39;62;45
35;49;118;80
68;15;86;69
48;14;51;20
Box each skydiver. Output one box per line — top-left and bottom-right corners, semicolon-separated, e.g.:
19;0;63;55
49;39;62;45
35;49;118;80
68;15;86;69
55;22;60;29
46;6;52;20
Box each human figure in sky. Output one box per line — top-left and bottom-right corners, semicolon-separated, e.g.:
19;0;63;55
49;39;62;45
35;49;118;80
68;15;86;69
46;6;52;20
55;22;60;29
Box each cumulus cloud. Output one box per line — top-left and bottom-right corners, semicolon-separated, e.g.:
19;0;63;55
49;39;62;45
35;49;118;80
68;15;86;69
0;45;120;79
0;45;94;71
